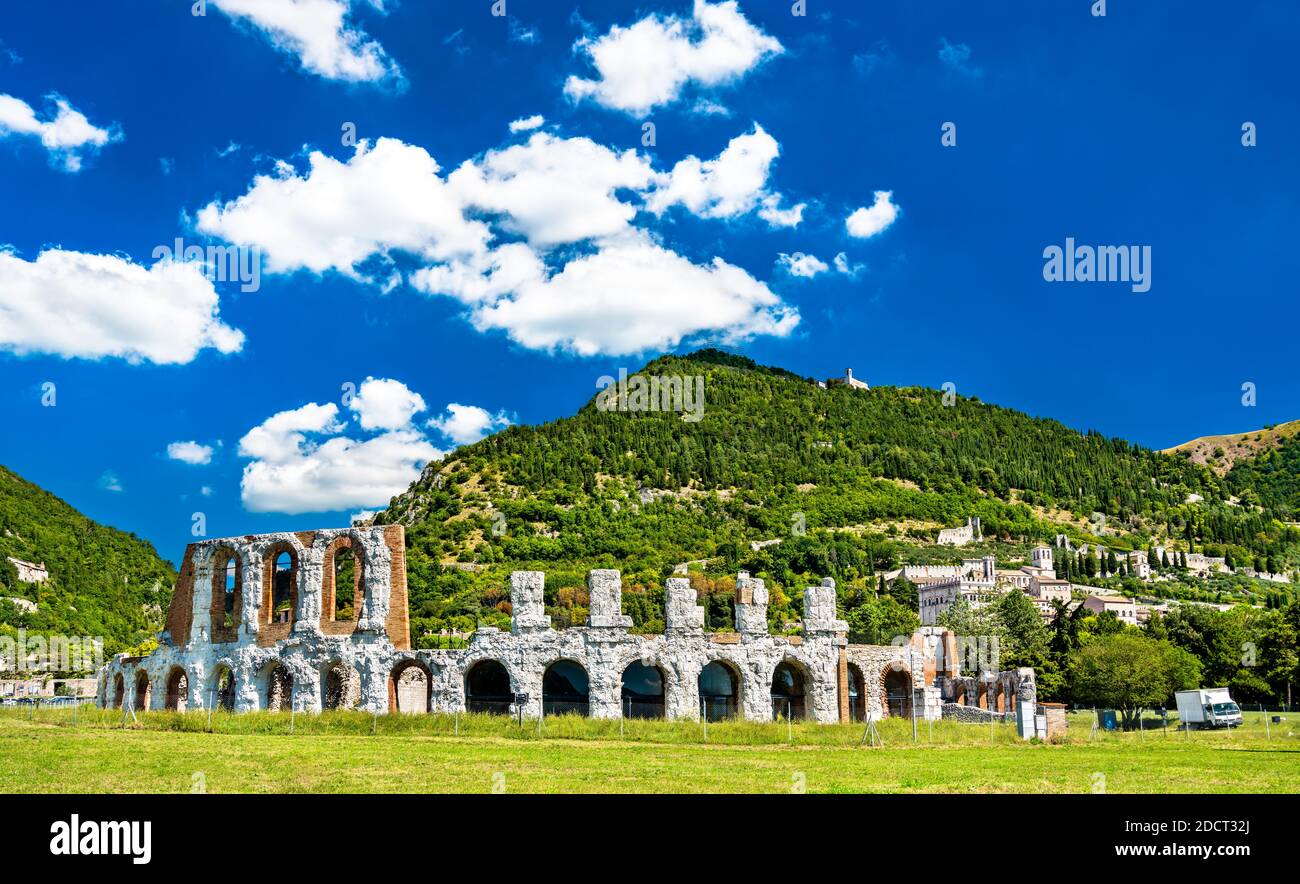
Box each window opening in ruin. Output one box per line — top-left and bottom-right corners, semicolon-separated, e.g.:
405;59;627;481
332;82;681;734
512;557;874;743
272;552;294;623
770;660;808;721
465;660;512;715
334;544;357;621
542;660;589;717
699;660;739;721
620;661;665;719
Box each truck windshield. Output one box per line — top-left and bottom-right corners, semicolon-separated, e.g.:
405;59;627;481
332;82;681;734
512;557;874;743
1211;703;1239;715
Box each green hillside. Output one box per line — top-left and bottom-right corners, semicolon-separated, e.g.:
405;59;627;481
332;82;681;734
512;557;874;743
0;465;176;670
377;350;1300;643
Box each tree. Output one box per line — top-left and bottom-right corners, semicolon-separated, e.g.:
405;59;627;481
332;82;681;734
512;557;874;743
1069;633;1202;728
845;595;919;645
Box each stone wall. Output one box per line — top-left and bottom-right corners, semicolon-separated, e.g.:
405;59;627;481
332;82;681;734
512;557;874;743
99;528;1035;734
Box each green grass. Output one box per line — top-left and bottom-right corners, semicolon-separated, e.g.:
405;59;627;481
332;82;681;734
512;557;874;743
0;707;1296;794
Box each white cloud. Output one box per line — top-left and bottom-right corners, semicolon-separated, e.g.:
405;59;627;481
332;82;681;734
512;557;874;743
449;133;654;247
237;389;443;514
167;441;216;465
938;37;982;79
0;93;117;172
348;376;427;431
428;404;512;446
201;486;214;497
833;251;865;278
565;0;782;115
196;138;490;278
647;124;801;226
211;0;400;84
416;232;799;356
508;114;545;133
845;191;900;239
98;471;123;493
777;252;828;279
0;249;245;365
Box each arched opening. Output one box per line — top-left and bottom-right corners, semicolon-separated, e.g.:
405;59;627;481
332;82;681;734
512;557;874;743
881;665;912;719
770;660;810;721
264;662;293;712
210;547;242;642
846;663;866;722
261;546;298;636
112;673;125;710
388;660;431;714
620;661;665;719
322;538;363;632
212;665;236;711
699;660;741;721
542;660;589;717
134;671;151;712
464;660;512;715
165;667;189;712
321;661;361;711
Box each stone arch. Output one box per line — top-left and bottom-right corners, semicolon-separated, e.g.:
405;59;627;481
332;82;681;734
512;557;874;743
846;662;866;722
464;659;513;714
951;680;967;707
112;673;125;710
320;659;361;711
321;534;364;636
977;680;990;710
134;670;151;711
209;545;243;644
164;666;189;712
388;659;432;714
698;658;742;721
260;542;300;645
261;660;293;712
770;657;812;721
620;660;665;719
542;658;590;717
210;663;236;711
880;663;912;719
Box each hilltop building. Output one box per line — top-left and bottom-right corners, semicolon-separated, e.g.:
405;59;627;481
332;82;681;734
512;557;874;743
6;557;49;584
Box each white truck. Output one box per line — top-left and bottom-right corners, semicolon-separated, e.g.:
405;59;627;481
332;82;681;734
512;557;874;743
1175;688;1243;729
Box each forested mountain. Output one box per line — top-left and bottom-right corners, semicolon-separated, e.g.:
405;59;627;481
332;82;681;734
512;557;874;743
0;465;176;669
377;350;1300;644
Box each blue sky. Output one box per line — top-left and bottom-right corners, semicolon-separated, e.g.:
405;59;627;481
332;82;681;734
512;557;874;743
1;0;1297;566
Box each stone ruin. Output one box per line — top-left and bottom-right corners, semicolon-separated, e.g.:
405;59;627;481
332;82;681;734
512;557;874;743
98;527;1036;733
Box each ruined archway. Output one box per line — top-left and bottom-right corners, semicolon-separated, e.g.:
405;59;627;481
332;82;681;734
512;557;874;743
164;667;189;712
134;671;151;712
388;660;431;714
112;673;125;710
770;659;811;721
881;664;911;719
465;660;512;714
699;660;741;721
211;664;236;712
263;546;298;630
846;662;866;722
210;546;242;644
322;536;363;634
620;661;665;719
321;660;361;711
264;662;293;712
542;659;589;717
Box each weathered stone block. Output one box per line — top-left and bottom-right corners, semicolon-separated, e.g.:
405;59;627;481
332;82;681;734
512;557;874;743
586;569;632;628
802;578;848;635
734;571;768;634
510;571;550;634
664;578;704;632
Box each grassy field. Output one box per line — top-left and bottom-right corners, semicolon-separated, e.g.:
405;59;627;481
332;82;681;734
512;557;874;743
1;706;1297;794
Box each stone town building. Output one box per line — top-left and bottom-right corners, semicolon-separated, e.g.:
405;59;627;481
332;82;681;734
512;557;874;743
936;517;982;547
6;557;49;584
1082;594;1138;627
916;546;1073;624
826;368;870;391
96;527;1034;731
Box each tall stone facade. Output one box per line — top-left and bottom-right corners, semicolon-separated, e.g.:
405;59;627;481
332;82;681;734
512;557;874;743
99;528;1035;732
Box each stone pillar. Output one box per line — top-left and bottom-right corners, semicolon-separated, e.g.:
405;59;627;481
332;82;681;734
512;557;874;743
837;649;849;723
664;578;704;633
734;572;769;636
510;571;551;634
802;579;848;635
586;569;632;629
